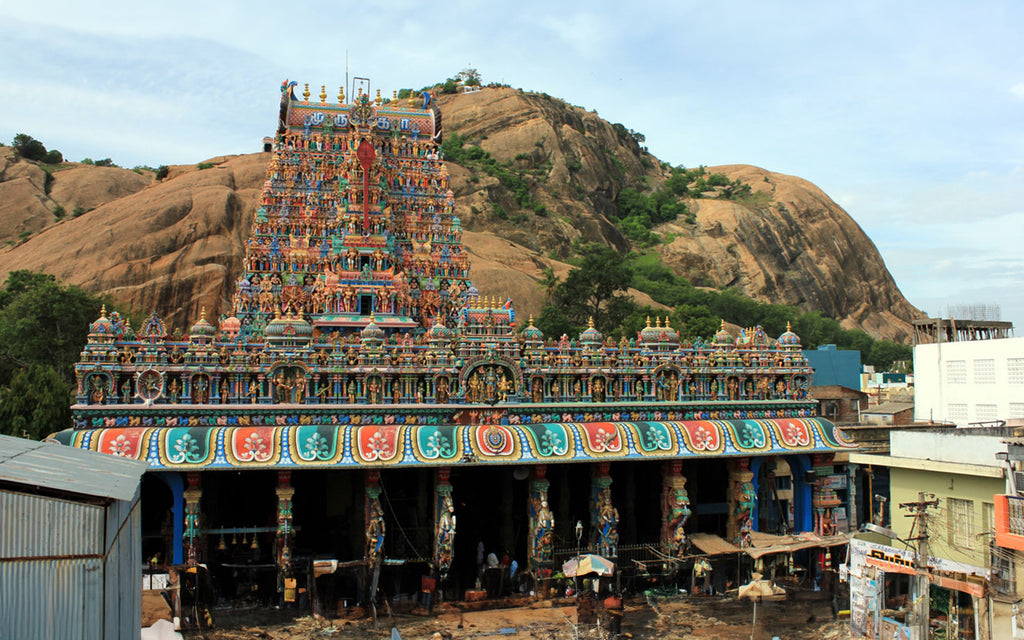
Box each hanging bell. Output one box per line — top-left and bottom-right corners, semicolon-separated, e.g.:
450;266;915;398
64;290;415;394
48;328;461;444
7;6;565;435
251;534;260;551
231;533;237;546
217;535;227;551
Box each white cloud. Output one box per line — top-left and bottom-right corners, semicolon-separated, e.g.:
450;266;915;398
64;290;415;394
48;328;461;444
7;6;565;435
1011;83;1024;100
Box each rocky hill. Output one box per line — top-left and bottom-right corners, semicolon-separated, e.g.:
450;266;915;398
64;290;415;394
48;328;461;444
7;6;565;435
0;86;919;341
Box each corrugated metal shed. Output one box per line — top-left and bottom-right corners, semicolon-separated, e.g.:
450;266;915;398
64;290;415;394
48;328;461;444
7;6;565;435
0;434;148;639
0;434;147;501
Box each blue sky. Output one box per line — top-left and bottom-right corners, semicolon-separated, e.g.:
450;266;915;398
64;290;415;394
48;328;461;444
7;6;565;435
1;0;1021;330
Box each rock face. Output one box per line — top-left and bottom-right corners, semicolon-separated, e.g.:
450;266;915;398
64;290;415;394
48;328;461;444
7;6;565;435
0;87;919;340
654;165;919;340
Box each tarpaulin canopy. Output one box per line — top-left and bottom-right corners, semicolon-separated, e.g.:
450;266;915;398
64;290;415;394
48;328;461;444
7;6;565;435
744;531;851;559
689;533;742;556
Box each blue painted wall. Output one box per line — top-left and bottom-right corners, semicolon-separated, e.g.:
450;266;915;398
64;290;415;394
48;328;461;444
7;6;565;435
803;344;861;390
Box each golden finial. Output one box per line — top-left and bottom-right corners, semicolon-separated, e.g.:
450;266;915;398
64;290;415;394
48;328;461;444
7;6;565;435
338;86;345;103
721;319;726;331
588;317;595;328
302;83;310;101
645;316;651;327
656;317;662;328
529;314;535;325
393;90;398;101
320;85;327;103
375;89;382;106
786;321;792;331
200;306;207;321
100;304;107;318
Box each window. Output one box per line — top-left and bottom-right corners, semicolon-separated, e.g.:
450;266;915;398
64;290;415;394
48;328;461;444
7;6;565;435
947;403;968;424
1009;358;1024;385
975;404;998;422
946;360;967;385
1010;403;1024;420
973;359;995;384
948;497;974;549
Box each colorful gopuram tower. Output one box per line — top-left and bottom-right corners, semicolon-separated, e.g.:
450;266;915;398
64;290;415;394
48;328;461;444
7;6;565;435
238;81;469;338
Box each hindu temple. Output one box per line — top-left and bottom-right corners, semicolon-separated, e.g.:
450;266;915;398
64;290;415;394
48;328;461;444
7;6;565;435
53;79;854;610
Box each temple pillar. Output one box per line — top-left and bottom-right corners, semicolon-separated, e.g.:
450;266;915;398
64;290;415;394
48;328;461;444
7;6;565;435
275;471;296;599
811;453;840;535
528;465;554;574
183;472;203;566
365;470;385;603
590;462;618;558
433;467;455;581
660;460;691;557
727;458;755;547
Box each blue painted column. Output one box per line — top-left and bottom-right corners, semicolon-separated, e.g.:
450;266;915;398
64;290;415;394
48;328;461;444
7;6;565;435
788;454;813;533
156;472;185;565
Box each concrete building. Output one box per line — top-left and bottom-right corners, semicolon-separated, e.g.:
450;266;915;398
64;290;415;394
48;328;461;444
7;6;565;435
860;401;914;426
803;344;862;390
0;434;148;639
914;335;1024;426
852;426;1024;638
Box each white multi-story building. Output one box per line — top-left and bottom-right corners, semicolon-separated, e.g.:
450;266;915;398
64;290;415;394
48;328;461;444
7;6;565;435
914;334;1024;426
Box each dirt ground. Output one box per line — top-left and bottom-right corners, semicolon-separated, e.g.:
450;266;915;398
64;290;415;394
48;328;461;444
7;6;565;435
185;592;851;640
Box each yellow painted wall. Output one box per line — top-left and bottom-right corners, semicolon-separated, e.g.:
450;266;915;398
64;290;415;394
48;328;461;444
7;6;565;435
889;467;1002;570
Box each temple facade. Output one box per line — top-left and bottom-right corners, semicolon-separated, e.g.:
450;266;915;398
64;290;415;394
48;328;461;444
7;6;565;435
54;80;854;606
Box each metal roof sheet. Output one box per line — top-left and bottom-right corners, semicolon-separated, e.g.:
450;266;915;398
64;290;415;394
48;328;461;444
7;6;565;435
0;434;147;502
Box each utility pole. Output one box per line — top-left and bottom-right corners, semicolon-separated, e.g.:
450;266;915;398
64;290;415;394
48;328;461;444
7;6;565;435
900;491;939;640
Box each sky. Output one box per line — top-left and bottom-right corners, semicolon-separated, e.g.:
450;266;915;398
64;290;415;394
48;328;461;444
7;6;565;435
1;0;1022;330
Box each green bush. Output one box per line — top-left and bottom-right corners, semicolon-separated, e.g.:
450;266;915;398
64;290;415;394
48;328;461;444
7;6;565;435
52;205;65;219
12;134;47;161
43;150;63;164
197;162;214;170
95;158;114;167
72;207;86;218
155;165;169;180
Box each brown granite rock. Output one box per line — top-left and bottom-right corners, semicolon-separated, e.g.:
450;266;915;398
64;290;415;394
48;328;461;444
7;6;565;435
0;87;918;341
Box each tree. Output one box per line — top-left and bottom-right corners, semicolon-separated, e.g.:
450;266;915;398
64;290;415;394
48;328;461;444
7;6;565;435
538;266;559;302
0;271;104;387
458;67;482;87
12;134;47;161
0;365;72;439
550;244;635;335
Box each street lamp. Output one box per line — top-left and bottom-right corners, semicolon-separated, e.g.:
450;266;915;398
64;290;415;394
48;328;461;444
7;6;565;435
574;520;583;596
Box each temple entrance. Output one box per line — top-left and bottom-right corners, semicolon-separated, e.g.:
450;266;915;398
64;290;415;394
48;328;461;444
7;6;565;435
685;459;730;536
449;466;529;598
610;461;662;546
140;474;174;565
757;457;794;533
202;471;278;605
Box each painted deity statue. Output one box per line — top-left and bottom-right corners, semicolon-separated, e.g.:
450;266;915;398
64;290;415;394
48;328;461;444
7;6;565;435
533;498;555;566
597;489;619;558
366;497;386;566
435;492;456;579
733;480;756;547
666;485;691;557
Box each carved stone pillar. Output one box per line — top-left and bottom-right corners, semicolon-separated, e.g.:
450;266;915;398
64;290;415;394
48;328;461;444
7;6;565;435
433;467;455;580
275;471;295;594
183;472;203;566
590;462;618;557
661;460;691;556
528;465;554;573
365;470;385;567
727;458;755;546
811;453;840;535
